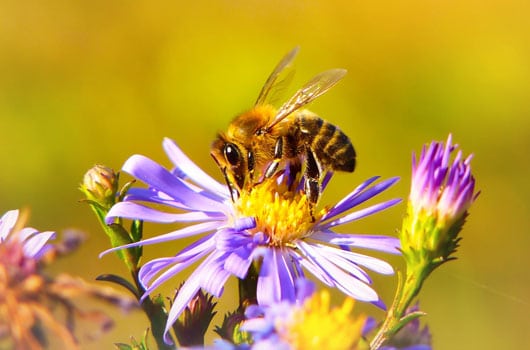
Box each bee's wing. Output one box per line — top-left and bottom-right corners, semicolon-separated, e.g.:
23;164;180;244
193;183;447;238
255;46;299;106
266;68;347;130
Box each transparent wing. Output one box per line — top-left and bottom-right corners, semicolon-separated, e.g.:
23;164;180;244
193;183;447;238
266;68;347;130
255;46;300;106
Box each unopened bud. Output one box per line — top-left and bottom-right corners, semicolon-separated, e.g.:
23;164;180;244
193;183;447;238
81;165;118;209
401;135;478;269
173;288;217;347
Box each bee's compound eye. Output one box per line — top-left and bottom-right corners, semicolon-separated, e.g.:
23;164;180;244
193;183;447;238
223;143;241;166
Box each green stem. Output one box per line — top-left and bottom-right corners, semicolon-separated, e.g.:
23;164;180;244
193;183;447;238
131;269;175;350
370;261;431;350
85;201;174;349
238;262;260;308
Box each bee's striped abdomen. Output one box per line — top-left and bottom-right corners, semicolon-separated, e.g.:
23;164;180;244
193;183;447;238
297;113;356;173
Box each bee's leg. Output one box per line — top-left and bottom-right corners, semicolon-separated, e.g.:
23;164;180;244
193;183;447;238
264;137;284;178
304;147;320;221
222;167;239;202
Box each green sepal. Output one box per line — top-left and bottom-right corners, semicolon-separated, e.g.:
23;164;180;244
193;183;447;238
106;223;141;271
214;309;250;346
131;219;143;241
118;179;136;202
395;310;426;335
232;321;253;346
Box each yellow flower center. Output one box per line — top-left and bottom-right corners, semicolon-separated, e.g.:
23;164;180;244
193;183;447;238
235;178;323;246
279;290;366;350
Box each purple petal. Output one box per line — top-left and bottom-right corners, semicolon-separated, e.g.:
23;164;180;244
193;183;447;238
0;210;19;240
122;155;227;213
322;176;380;220
100;221;221;257
298;241;378;302
124;188;194;210
311;230;401;254
22;230;56;258
296;250;335;287
308;244;373;284
312;243;394;275
322;177;400;221
140;257;198;298
295;278;316;302
200;252;232;296
216;228;253;252
319;198;401;229
233;217;256;231
257;249;296;305
163;279;201;344
224;251;253;279
241;318;271;333
222;231;255;279
163;138;230;197
106;201;224;224
163;250;231;343
140;234;216;288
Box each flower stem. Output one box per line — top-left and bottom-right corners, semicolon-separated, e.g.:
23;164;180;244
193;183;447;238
370;261;430;349
83;196;174;348
131;269;175;350
238;262;260;308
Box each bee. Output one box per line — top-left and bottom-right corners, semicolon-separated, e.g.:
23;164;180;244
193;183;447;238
211;47;356;205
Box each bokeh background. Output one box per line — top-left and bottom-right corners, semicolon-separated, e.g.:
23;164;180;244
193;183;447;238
1;0;529;348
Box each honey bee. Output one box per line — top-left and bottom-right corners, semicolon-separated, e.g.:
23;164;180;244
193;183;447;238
211;47;356;204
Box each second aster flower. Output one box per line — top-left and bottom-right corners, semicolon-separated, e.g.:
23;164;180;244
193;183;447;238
103;138;402;342
1;210;136;349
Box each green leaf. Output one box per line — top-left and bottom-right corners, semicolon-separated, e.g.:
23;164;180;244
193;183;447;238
96;274;140;298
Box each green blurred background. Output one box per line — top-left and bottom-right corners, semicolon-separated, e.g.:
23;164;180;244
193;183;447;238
1;0;529;348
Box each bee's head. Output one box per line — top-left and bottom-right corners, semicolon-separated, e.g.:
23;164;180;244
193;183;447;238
211;134;255;192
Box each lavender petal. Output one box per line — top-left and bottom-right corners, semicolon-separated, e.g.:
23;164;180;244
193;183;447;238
163;138;229;197
0;209;18;240
106;201;224;224
311;230;401;254
22;229;56;258
100;221;220;257
122;155;226;212
320;198;401;229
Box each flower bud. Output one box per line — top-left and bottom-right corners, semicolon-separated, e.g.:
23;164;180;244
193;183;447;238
401;135;478;268
80;165;118;209
173;288;217;347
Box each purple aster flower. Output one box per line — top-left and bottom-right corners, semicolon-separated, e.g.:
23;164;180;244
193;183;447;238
240;279;366;350
402;134;479;265
371;135;478;350
1;209;135;349
102;138;401;343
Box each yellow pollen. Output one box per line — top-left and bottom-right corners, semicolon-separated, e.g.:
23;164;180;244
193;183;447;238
279;290;366;350
235;178;323;246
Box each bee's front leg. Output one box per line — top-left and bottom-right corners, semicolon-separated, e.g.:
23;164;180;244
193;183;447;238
222;167;240;202
264;137;284;178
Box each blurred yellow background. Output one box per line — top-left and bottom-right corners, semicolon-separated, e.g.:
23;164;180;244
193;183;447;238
1;0;529;348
